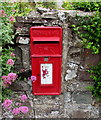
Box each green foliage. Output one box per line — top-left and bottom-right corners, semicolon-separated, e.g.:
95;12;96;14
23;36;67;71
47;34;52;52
1;19;14;46
1;2;35;101
69;2;101;99
62;1;101;12
1;2;35;16
0;2;35;46
1;47;16;75
36;1;57;9
0;47;16;100
1;88;13;101
11;2;35;16
72;11;101;54
71;2;101;12
87;62;101;100
62;1;74;10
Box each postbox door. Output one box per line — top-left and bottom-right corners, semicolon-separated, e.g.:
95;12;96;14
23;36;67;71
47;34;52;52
31;57;61;95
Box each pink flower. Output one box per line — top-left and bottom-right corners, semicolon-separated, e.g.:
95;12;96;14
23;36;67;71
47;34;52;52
8;73;17;82
9;16;15;22
17;27;21;30
1;10;4;13
2;73;17;87
2;76;8;80
20;94;28;102
28;76;36;82
10;53;15;57
19;106;29;114
15;102;22;106
12;108;20;115
2;83;7;87
4;78;12;85
12;9;16;12
2;83;9;88
2;76;12;85
0;10;6;17
2;99;12;108
13;0;16;3
6;59;14;66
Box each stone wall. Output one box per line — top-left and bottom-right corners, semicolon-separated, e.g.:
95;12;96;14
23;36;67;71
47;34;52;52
10;8;100;118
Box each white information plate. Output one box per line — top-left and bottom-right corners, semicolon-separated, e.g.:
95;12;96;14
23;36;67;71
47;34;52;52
40;64;52;84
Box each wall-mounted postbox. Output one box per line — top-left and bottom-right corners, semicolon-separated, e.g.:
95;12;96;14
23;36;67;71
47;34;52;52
30;26;62;95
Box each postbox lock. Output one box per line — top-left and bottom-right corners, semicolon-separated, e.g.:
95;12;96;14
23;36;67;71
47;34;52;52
44;57;49;61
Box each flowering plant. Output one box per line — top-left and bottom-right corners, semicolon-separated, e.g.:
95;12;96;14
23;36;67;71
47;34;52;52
28;76;37;82
0;47;16;100
1;2;34;46
0;1;36;118
2;72;17;88
2;94;29;116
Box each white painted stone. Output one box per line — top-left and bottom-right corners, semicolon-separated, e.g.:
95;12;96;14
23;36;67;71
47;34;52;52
51;111;59;115
66;69;71;73
64;92;71;103
65;70;77;81
58;11;66;22
42;12;57;19
19;37;29;44
68;62;78;70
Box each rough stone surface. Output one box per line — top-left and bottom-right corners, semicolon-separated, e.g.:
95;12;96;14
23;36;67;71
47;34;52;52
79;49;101;81
34;104;64;118
72;110;90;118
2;9;100;119
18;45;30;70
16;36;30;44
16;26;30;35
36;7;51;14
2;82;100;119
79;71;92;81
9;80;30;91
58;11;67;22
71;91;92;104
16;16;41;23
14;46;23;72
65;69;77;81
64;80;94;92
28;11;41;18
81;49;101;67
41;12;58;19
61;10;95;17
65;62;78;81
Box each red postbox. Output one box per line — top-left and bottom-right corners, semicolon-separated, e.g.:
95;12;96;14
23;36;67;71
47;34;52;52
30;26;62;95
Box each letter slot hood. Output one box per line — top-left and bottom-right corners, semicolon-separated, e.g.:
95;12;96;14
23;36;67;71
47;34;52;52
32;37;60;42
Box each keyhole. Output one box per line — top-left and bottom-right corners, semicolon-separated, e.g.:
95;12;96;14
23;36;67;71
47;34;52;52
44;57;48;61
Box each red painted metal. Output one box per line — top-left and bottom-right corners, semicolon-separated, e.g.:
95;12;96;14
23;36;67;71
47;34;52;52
30;26;62;95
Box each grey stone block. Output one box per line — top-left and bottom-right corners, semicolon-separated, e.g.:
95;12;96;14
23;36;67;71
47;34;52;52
33;95;64;106
41;12;58;19
71;110;90;118
9;80;30;91
34;104;64;118
71;91;92;104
